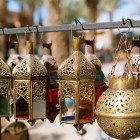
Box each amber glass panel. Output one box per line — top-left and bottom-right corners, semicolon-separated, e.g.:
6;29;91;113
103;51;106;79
0;95;9;116
78;99;93;124
16;98;29;119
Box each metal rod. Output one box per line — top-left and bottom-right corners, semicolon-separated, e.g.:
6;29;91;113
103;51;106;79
0;20;140;35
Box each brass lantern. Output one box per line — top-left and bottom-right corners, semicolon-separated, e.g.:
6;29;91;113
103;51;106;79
58;36;96;131
95;34;140;139
0;58;11;117
41;42;59;123
12;41;48;125
84;39;108;105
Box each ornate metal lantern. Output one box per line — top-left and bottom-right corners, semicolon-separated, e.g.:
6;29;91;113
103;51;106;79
0;58;11;117
41;42;59;122
58;36;96;131
84;39;108;105
12;41;48;125
95;34;140;139
7;36;22;118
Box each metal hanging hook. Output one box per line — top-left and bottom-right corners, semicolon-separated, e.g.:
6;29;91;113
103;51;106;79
118;18;131;35
75;18;85;30
32;25;39;33
25;25;35;42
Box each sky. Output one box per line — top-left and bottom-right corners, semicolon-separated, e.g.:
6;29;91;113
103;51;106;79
7;0;140;25
99;0;140;22
7;0;48;25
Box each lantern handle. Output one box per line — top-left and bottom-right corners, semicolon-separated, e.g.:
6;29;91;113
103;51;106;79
25;25;35;42
110;34;133;76
118;18;131;35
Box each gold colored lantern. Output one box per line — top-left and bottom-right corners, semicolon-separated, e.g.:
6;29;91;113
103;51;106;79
95;34;140;139
58;36;96;131
12;41;48;125
0;58;11;117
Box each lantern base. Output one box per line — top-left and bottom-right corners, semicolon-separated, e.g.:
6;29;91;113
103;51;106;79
74;124;84;131
27;120;36;126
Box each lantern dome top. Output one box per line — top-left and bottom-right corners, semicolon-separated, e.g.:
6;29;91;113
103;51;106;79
58;37;96;80
12;41;48;79
0;58;11;78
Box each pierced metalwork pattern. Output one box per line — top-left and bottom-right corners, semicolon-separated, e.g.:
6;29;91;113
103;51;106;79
79;82;94;101
58;51;96;80
79;57;96;78
32;80;46;101
95;88;140;139
0;80;10;95
0;59;11;77
96;89;140;114
60;81;76;100
13;59;28;77
96;117;140;139
15;81;29;101
59;57;75;79
32;58;47;77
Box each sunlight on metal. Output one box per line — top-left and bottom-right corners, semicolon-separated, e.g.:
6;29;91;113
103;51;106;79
0;20;140;35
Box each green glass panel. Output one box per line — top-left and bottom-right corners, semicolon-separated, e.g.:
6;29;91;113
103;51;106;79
0;95;9;116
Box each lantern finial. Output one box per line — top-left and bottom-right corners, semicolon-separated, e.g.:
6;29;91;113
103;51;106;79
26;41;34;54
73;36;81;51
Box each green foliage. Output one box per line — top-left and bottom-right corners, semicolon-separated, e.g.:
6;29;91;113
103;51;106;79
98;0;118;13
61;0;87;23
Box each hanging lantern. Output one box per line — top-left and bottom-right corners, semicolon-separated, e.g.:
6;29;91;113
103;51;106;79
95;34;140;139
12;41;48;125
7;35;22;118
0;58;11;117
131;39;140;87
84;39;108;105
58;36;96;131
41;42;59;123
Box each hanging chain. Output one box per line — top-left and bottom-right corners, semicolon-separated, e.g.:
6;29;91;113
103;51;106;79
124;35;133;75
110;34;132;75
110;34;126;75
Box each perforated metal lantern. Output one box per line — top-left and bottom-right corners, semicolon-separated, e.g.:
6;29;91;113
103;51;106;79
95;35;140;139
41;43;59;123
84;40;108;105
58;37;96;131
0;58;11;117
12;41;48;125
